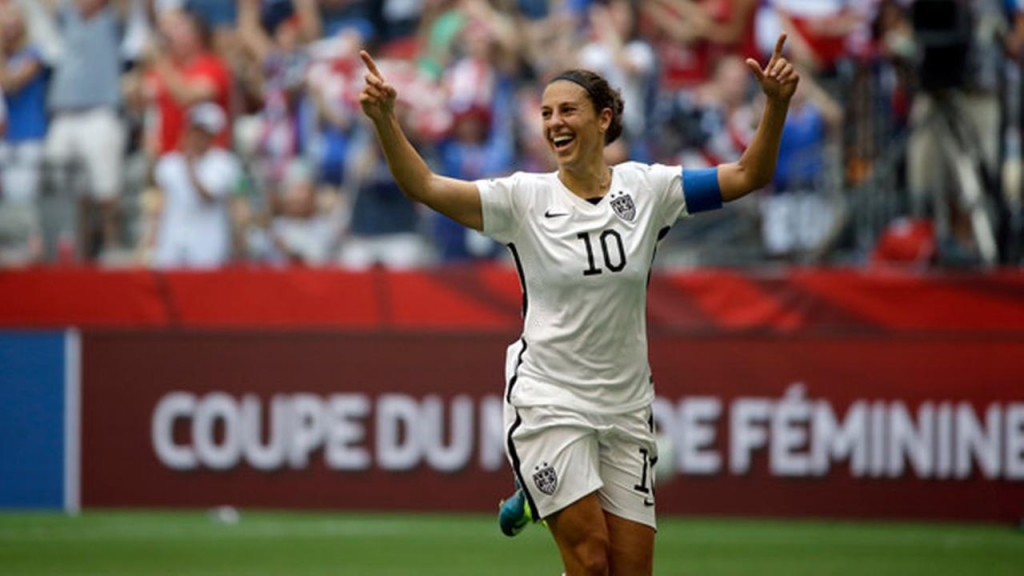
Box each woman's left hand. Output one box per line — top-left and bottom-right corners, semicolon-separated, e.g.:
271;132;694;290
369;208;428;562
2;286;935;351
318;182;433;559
746;34;800;103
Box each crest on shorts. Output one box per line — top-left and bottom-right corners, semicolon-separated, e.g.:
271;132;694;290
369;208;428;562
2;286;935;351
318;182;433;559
533;462;558;495
610;191;636;222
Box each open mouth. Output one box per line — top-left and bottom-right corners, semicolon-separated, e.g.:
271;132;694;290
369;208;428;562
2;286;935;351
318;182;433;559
551;134;575;152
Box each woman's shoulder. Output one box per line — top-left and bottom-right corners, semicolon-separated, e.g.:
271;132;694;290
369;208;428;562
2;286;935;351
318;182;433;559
614;160;676;177
487;170;557;186
613;161;684;192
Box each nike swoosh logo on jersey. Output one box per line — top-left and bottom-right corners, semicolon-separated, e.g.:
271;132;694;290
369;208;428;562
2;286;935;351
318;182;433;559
544;210;569;218
644;498;655;507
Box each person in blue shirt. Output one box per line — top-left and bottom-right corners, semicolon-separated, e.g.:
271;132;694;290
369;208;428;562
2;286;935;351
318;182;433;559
0;3;49;264
434;77;516;262
0;2;49;204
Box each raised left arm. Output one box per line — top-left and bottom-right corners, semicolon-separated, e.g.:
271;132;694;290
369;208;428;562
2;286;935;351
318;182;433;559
717;34;800;202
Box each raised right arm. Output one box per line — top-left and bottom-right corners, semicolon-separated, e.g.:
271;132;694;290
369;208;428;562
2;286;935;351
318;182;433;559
358;51;484;231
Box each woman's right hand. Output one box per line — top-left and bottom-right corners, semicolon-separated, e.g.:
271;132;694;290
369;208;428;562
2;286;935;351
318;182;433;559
358;51;397;123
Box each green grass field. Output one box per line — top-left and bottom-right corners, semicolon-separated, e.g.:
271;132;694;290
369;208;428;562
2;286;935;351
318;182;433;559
1;511;1022;575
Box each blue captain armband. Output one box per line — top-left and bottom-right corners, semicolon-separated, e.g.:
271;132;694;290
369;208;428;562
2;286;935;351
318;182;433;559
682;167;723;213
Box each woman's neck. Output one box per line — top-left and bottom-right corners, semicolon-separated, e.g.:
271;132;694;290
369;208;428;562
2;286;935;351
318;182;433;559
558;162;612;200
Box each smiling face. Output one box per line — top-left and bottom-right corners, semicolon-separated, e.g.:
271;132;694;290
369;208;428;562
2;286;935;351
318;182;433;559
541;80;611;171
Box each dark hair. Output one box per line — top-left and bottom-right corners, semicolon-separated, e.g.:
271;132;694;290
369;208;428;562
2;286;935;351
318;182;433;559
549;69;625;145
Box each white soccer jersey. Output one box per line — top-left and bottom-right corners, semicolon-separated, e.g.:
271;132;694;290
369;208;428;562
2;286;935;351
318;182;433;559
479;161;711;414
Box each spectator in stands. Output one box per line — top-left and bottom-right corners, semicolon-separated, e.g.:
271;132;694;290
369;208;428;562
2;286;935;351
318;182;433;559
315;0;375;40
119;0;156;64
414;0;464;81
769;0;864;75
434;78;516;262
642;0;760;92
44;0;127;260
651;54;756;170
427;2;521;262
7;0;62;66
304;27;364;195
578;0;656;161
457;0;521;76
258;0;372;42
518;0;584;78
184;0;238;54
442;6;498;112
874;0;916;60
150;103;240;268
0;0;996;270
439;1;519;128
436;0;520;118
0;2;48;264
841;0;914;190
142;8;232;157
372;0;427;55
237;0;315;187
264;158;337;266
0;84;35;265
337;121;429;270
759;71;844;259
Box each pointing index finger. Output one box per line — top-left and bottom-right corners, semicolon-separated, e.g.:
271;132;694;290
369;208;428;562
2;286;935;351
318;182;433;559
773;33;788;60
360;50;385;81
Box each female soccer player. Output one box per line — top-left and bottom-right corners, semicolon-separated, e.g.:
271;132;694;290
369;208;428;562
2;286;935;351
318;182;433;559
359;35;799;576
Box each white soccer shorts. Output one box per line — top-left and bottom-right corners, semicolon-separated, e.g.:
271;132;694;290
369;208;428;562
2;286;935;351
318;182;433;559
504;402;658;530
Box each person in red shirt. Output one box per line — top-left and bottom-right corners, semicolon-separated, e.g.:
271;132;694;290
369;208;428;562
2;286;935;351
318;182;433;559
143;9;232;156
772;0;864;74
642;0;760;90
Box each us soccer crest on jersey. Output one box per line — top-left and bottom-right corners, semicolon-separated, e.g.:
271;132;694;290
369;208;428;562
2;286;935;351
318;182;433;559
609;190;636;222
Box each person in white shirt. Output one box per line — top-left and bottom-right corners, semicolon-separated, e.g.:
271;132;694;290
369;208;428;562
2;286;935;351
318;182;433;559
578;0;656;160
266;158;336;266
151;103;239;269
359;35;799;576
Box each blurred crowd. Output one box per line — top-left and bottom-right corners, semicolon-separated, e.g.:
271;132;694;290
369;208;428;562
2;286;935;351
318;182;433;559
0;0;1022;269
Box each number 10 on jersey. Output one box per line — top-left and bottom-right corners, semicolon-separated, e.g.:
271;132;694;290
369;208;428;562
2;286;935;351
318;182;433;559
577;230;627;276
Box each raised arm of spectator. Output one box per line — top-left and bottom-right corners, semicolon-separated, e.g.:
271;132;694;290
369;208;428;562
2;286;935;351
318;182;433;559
590;4;635;75
462;0;521;72
148;57;219;106
685;0;758;46
0;47;43;93
143;30;219;108
237;0;272;62
293;0;322;43
797;67;843;135
642;0;700;44
358;51;483;230
717;34;799;202
309;81;353;132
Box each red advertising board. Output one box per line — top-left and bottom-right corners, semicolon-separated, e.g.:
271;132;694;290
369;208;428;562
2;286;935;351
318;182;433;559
82;331;1024;522
5;267;1024;332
